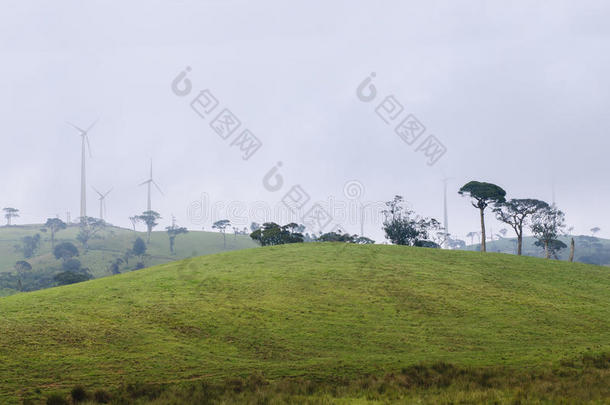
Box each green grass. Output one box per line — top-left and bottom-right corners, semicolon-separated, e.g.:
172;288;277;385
0;243;609;403
0;224;257;295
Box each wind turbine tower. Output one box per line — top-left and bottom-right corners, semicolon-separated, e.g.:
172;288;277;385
67;120;97;219
139;160;163;212
93;187;112;221
442;177;453;248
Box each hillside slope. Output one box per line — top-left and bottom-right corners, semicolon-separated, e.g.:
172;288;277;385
463;235;610;265
0;224;257;295
0;244;609;403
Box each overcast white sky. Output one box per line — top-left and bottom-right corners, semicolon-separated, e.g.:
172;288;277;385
1;0;609;242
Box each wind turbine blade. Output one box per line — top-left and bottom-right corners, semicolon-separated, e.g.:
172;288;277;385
86;119;99;132
104;188;113;198
138;180;151;186
152;181;164;195
85;135;92;157
66;121;85;133
92;186;102;197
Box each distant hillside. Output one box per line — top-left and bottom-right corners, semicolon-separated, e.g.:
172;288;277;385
0;244;608;403
0;224;258;296
463;235;610;265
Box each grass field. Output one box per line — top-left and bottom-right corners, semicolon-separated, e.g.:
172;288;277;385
0;224;257;296
0;243;609;403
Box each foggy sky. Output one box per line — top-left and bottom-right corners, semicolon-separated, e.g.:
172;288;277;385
1;0;609;243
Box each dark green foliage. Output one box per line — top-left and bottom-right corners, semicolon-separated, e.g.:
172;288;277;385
53;271;92;286
135;262;146;270
534;238;568;259
166;224;188;254
45;393;68;405
76;217;106;250
132;237;147;259
249;222;304;246
51;353;610;404
213;219;231;249
137;211;161;243
382;196;440;246
109;258;123;275
53;242;79;262
458;181;507;208
70;385;87;402
93;389;112;403
44;218;67;248
62;258;82;272
317;232;375;244
531;205;566;259
17;234;41;259
459;181;506;252
493;199;549;255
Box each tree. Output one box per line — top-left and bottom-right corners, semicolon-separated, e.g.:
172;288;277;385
382;196;440;247
137;211;161;243
213;219;231;248
123;249;133;265
493;199;549;255
109;258;124;275
17;234;41;259
132;237;147;261
54;271;92;286
14;260;32;291
249;222;305;246
458;181;506;252
76;217;105;250
530;205;566;259
3;207;19;226
129;216;140;231
569;237;575;262
250;222;261;232
53;242;79;263
591;227;601;237
534;238;567;260
166;224;188;254
466;231;479;245
45;218;67;249
447;238;466;249
62;258;82;272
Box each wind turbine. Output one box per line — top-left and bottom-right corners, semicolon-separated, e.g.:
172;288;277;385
67;120;97;219
441;177;454;248
139;160;163;212
93;187;112;221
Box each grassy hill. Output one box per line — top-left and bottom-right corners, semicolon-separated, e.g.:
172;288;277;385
0;224;257;296
0;244;609;403
464;235;610;265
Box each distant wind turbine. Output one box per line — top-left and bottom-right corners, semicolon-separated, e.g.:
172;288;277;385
67;120;98;219
139;160;163;211
92;187;112;221
441;177;453;248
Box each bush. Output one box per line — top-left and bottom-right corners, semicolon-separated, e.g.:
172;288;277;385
71;385;87;402
93;389;112;403
135;262;146;270
46;393;68;405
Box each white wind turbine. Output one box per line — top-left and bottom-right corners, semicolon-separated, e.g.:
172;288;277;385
92;187;112;221
67;120;97;219
139;160;163;212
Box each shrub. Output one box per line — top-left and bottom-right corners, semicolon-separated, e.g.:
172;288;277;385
46;393;68;405
70;385;87;402
135;262;146;270
93;389;112;403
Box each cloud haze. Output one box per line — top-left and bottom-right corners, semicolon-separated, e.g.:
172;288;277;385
1;0;609;242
